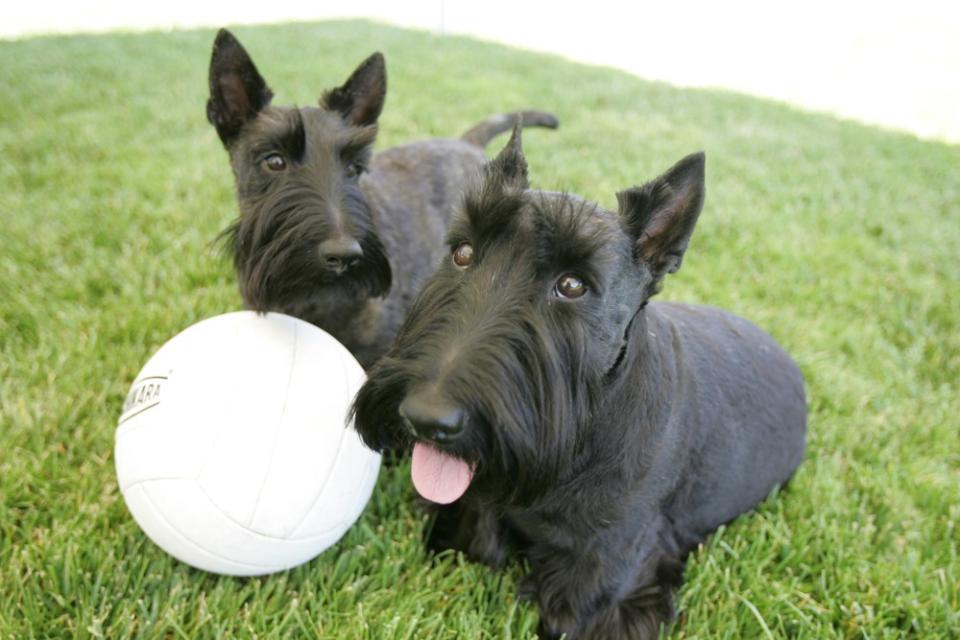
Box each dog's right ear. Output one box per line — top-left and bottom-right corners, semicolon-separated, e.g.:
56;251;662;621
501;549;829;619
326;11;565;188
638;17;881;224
207;29;274;146
486;121;529;190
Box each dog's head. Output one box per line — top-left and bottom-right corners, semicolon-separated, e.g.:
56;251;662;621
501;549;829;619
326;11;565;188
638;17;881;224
207;29;391;313
351;125;705;505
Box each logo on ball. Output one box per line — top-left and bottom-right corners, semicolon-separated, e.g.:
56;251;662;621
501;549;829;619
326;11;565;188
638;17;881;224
120;375;166;423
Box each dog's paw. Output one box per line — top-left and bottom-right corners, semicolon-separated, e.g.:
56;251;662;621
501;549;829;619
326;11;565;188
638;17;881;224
517;573;539;602
422;500;511;567
536;618;567;640
537;611;580;640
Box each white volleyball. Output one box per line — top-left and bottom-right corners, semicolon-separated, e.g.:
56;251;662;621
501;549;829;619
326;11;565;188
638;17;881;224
115;311;380;576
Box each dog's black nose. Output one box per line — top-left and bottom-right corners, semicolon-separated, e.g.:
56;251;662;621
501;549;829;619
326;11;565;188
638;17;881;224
399;393;465;443
318;236;363;273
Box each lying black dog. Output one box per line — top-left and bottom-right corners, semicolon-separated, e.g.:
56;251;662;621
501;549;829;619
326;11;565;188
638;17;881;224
351;125;807;639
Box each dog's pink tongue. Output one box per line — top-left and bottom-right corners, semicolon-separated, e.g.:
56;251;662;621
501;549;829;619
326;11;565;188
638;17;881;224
411;442;474;504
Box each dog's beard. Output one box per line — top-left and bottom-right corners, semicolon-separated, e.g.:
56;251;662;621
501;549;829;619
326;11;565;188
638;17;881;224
352;283;604;506
241;236;391;315
222;189;392;314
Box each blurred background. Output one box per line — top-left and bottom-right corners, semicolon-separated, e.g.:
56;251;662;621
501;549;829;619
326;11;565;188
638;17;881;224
4;0;959;144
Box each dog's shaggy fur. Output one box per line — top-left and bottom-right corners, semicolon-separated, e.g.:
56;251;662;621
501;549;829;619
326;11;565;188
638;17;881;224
351;126;807;638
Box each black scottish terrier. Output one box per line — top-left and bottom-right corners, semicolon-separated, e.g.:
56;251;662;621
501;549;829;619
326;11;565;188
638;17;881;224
351;126;807;638
207;30;558;367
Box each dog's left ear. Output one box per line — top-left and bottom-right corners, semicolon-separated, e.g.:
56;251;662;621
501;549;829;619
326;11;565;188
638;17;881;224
486;121;529;190
618;152;705;279
322;53;387;127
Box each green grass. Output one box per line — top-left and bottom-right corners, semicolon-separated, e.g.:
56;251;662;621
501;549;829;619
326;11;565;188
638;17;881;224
1;20;958;639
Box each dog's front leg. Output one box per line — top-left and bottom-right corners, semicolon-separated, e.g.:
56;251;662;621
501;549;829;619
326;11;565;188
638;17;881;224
423;500;513;568
525;545;616;640
528;525;685;640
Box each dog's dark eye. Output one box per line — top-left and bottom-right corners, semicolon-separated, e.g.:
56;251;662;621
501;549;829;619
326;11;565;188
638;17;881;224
452;242;474;268
345;161;364;179
555;274;587;299
263;153;286;171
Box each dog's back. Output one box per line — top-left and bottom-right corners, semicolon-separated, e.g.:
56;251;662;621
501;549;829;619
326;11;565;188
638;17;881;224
646;301;806;542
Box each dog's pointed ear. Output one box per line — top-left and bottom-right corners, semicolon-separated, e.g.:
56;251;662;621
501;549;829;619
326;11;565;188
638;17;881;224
618;152;705;279
321;52;387;127
207;29;274;146
486;121;529;190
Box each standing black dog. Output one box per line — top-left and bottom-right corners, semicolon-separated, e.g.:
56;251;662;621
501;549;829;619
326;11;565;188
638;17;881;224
351;126;807;638
207;29;558;367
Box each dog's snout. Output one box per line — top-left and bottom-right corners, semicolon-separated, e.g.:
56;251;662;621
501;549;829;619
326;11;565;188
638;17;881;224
318;236;363;273
399;393;465;443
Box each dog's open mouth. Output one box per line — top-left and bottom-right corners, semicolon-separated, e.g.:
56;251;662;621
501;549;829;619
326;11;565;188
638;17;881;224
411;442;475;504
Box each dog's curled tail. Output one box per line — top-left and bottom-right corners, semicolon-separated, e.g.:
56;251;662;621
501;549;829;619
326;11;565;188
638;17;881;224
460;110;559;148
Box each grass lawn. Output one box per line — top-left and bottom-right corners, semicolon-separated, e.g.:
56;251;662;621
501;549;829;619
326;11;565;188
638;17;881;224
1;20;958;639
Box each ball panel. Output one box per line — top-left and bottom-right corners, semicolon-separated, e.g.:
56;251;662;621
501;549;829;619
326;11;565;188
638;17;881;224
338;340;367;397
249;319;355;537
287;327;379;539
116;371;215;488
129;479;339;575
118;311;297;496
289;424;381;540
195;313;298;528
122;482;276;576
116;329;196;485
115;407;209;490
